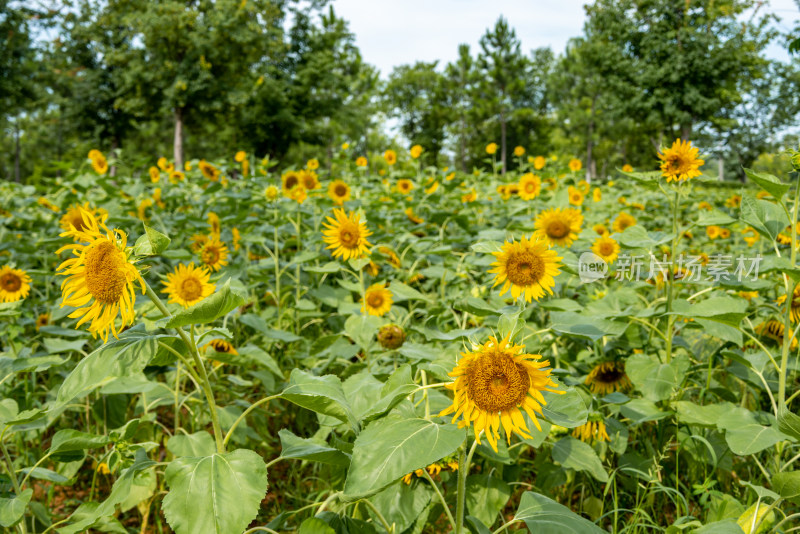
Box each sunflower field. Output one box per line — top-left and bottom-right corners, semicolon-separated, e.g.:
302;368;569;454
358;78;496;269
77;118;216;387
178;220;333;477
2;140;800;534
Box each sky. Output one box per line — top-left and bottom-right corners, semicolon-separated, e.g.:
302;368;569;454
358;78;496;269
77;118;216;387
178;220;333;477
332;0;800;76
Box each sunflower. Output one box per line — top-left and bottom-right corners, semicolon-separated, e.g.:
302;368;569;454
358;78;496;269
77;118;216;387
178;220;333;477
322;208;373;260
287;185;307;204
36;312;50;331
592;236;620;263
378;324;406;349
488;235;561;303
776;285;800;323
199;239;229;272
621;164;633;172
462;189;477;203
157;157;169;171
756;320;798;350
698;201;712;210
593;223;609;236
162;263;215;308
572;419;609;443
612;212;636;233
0;266;32;303
232;228;241;251
719;228;731;239
568;186;584;206
440;335;562;452
533;156;546;170
362;283;393;316
513;146;525;157
378;246;401;268
89;151;108;175
743;227;759;246
410;145;423;159
60;203;109;233
205;339;238;355
299;170;320;190
568;158;582;172
585;361;632;395
384;150;397;166
207;212;221;237
264;185;279;201
658;138;704;182
149;166;160;183
169;171;185;183
199;160;220;181
425;181;439;195
56;210;144;342
725;194;742;208
405;207;424;224
592;188;601;202
706;225;720;239
486;143;498;155
518;173;541;200
533;207;583;247
356;156;368;167
397;179;414;194
306;158;319;170
38;197;59;212
235;150;246;163
190;234;210;252
281;171;301;193
328;180;351;204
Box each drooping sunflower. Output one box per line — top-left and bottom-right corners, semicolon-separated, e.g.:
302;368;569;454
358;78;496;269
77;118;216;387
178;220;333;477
328;180;351;205
533;207;583;247
198;239;229;272
204;339;238;355
60;203;109;234
777;285;800;323
440;335;562;452
612;212;636;233
190;234;210;252
397;179;414;194
362;283;393;316
591;236;620;264
322;208;373;260
0;266;32;303
56;210;144;342
162;263;215;308
405;207;424;224
518;173;541;200
572;419;610;443
425;181;439;195
378;246;401;268
585;361;632;395
384;150;397;166
488;235;561;303
756;320;798;350
207;212;221;237
232;228;241;251
658;138;704;182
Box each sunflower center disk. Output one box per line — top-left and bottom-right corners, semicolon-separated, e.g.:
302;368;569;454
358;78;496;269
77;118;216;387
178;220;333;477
338;223;360;248
368;294;384;308
202;246;220;265
84;241;127;304
506;252;545;286
335;185;347;196
600;243;614;255
0;273;21;292
179;277;203;301
466;353;529;412
547;221;569;239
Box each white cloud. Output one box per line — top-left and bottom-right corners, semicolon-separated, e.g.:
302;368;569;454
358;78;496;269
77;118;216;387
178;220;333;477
331;0;799;75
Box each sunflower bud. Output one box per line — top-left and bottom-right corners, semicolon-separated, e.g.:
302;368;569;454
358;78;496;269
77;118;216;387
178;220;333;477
378;324;405;350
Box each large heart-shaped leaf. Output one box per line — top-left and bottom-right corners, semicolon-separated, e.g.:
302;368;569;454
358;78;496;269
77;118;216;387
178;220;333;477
514;491;605;533
163;449;268;534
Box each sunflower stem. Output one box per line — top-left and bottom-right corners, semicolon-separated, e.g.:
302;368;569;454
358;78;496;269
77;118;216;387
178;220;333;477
455;437;477;534
664;189;680;363
1;440;27;534
144;281;225;454
273;209;281;327
779;181;800;409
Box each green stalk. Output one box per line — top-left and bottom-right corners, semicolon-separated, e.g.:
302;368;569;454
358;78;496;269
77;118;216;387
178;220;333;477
273;211;281;326
664;189;680;363
145;282;225;453
455;437;479;534
1;440;27;534
779;183;800;408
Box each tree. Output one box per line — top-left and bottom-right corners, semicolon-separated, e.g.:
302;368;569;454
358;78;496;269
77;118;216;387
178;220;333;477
445;45;478;172
384;61;452;164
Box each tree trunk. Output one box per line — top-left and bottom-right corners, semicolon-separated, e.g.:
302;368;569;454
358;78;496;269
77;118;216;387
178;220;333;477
718;156;724;182
500;106;507;175
110;136;119;178
173;107;185;170
14;121;21;183
458;114;467;172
